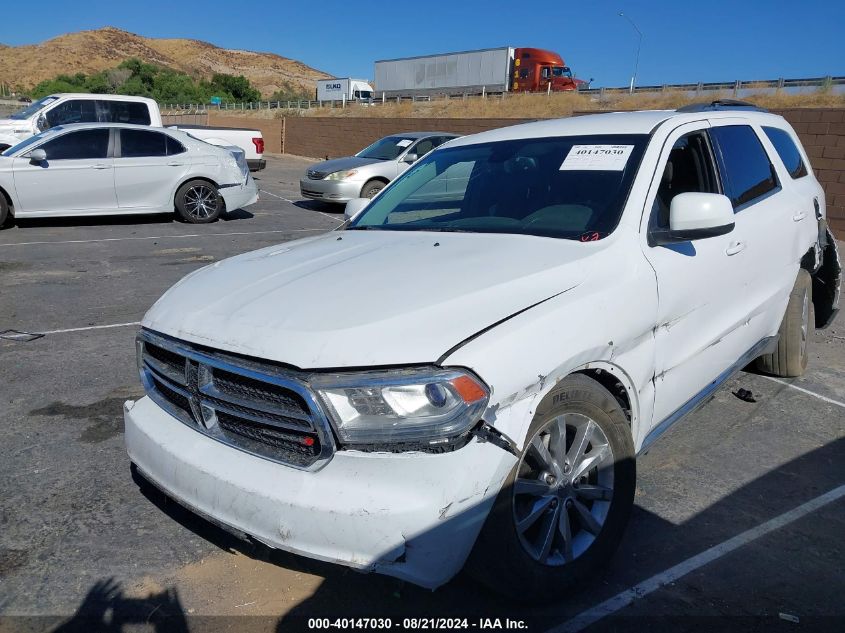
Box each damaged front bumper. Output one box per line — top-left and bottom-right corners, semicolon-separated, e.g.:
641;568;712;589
124;396;516;588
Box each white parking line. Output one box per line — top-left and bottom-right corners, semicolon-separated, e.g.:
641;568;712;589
0;228;325;248
260;188;344;223
761;375;845;409
549;484;845;633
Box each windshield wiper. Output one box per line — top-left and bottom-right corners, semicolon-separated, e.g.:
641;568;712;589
345;225;384;230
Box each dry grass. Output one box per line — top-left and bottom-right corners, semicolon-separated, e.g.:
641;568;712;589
225;87;845;120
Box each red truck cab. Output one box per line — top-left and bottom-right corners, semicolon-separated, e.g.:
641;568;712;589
512;47;582;92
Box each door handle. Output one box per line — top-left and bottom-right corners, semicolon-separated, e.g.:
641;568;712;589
725;241;746;256
792;211;807;222
91;164;110;170
167;162;185;167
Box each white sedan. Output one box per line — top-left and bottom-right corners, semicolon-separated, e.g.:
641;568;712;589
0;123;258;227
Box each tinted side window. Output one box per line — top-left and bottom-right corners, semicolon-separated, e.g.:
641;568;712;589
39;129;109;160
710;125;778;209
45;100;97;127
121;129;167;157
100;101;152;125
763;126;808;179
166;135;186;156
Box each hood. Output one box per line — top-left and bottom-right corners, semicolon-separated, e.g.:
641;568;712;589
0;118;27;131
309;156;381;175
143;231;597;368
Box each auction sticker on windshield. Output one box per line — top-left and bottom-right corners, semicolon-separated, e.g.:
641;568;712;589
396;139;413;147
560;144;634;171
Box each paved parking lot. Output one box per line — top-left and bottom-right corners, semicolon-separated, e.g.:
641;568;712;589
0;155;843;632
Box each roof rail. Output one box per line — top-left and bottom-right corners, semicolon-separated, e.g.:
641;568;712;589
676;99;769;113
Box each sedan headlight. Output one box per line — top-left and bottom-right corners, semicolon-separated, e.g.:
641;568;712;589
310;367;489;448
325;169;359;181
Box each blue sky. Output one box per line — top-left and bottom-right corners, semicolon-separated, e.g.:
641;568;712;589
3;0;843;88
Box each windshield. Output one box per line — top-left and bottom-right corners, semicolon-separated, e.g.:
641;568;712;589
347;134;648;240
357;136;416;160
551;67;573;78
8;95;59;120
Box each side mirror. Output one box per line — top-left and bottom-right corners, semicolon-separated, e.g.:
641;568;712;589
36;115;49;132
344;197;370;220
650;192;735;246
402;153;418;164
29;149;47;163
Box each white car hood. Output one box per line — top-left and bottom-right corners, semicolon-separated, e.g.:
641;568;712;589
143;231;594;368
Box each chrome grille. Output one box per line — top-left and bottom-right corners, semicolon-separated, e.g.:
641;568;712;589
137;329;334;470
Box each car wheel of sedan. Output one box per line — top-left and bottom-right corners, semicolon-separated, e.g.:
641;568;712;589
175;180;224;223
756;269;813;377
0;194;9;227
361;179;386;199
466;374;635;602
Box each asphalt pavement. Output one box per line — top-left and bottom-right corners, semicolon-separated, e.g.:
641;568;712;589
0;155;842;633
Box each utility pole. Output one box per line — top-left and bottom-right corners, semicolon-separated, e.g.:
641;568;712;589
619;12;643;94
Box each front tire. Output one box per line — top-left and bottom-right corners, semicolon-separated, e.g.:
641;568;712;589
0;195;8;228
361;179;386;199
756;270;813;377
466;374;635;602
175;180;224;223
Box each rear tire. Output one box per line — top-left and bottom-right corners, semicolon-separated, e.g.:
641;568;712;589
756;270;813;377
0;194;9;228
175;180;224;223
466;374;635;602
361;179;386;199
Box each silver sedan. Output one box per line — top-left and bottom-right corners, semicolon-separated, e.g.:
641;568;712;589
300;132;459;204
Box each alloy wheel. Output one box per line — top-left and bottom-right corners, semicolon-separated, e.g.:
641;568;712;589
184;185;219;219
512;413;614;566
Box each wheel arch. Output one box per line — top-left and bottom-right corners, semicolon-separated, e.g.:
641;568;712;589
502;360;640;450
172;176;221;210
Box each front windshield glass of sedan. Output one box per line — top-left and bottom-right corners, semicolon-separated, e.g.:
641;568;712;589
347;134;648;240
357;136;416;160
9;96;58;120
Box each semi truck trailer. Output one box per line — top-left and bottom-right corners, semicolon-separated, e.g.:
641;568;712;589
374;47;584;97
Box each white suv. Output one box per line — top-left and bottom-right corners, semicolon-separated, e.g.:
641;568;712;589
125;102;840;599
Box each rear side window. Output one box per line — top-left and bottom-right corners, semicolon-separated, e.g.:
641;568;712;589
166;135;186;155
120;129;186;157
121;129;167;157
39;129;109;160
100;101;152;125
710;125;778;209
763;126;808;179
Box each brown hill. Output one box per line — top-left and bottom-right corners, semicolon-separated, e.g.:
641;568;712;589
0;27;330;98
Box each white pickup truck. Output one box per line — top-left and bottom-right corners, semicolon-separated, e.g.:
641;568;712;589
125;102;840;599
0;93;265;171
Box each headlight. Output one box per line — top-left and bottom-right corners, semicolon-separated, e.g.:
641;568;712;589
325;169;358;181
310;367;489;448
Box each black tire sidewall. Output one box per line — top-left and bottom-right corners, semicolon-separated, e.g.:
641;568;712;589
175;180;223;223
0;196;8;227
467;374;635;601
